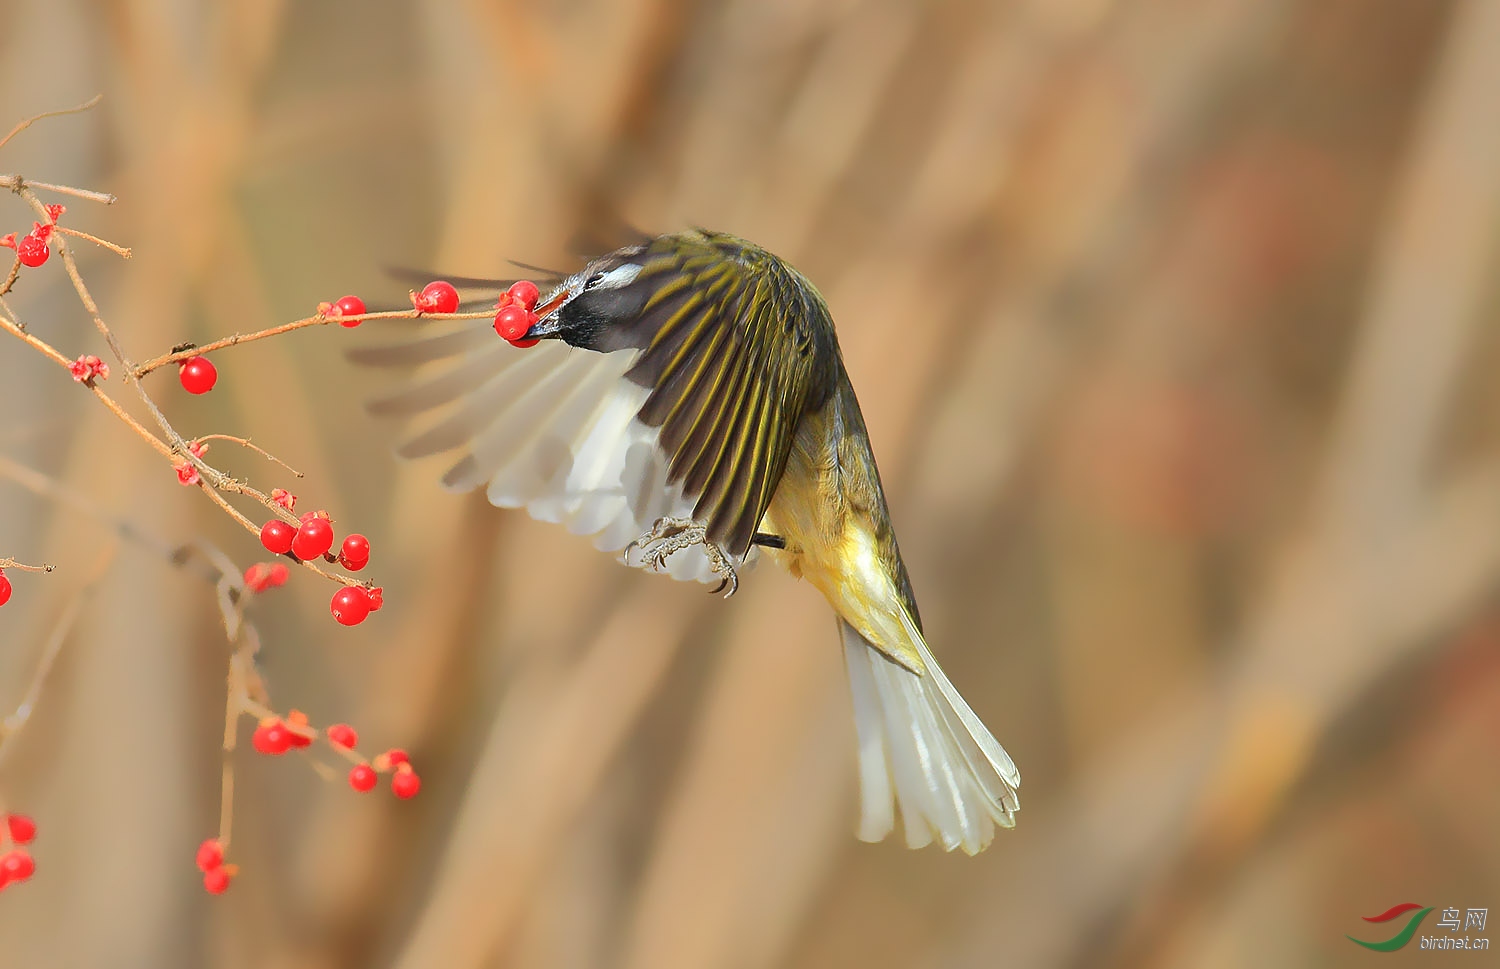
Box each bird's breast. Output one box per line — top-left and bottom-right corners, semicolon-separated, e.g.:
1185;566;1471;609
757;403;923;671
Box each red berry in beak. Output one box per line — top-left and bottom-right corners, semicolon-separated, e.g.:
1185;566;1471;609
506;279;540;310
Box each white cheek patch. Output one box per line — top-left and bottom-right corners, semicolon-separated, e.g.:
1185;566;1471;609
593;263;642;290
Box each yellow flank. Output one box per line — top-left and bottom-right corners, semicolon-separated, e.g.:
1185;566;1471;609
759;410;927;675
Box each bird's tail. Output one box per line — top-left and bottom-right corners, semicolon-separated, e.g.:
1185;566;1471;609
840;615;1019;854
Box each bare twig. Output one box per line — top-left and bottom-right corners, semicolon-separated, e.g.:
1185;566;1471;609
53;225;131;258
193;435;305;478
0;176;116;205
0;304;178;460
131;308;492;377
0;557;55;574
0;546;116;765
0;94;103;154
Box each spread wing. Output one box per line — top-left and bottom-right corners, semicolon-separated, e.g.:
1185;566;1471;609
592;234;838;555
350;231;839;580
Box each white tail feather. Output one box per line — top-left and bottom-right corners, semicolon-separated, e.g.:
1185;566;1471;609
840;620;1019;855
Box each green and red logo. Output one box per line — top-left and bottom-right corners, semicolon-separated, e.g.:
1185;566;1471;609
1348;903;1434;951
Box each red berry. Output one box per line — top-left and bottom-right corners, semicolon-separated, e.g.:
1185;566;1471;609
348;764;377;792
251;719;292;755
326;723;358;749
493;305;532;341
330;587;372;626
284;711;314;749
391;766;421;799
508;337;540;349
16;233;48;268
338;534;371;571
179;356;217;395
507;280;541;310
6;814;36;844
195;838;223;872
203;867;232;894
1;849;35;884
382;748;410;768
244;563;270;591
414;280;460;315
260;519;295;555
291;517;335;560
0;570;10;608
331;294;367;328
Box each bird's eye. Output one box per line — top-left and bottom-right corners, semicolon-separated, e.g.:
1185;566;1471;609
583;272;605;291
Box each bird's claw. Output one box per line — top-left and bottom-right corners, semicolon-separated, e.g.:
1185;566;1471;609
625;516;739;597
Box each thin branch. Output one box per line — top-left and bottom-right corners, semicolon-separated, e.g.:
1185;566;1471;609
0;557;55;574
53;225;131;258
131;308;494;377
0;545;116;763
0;175;116;205
0;304;178;460
193;434;305;478
0;455;189;569
0;94;103;154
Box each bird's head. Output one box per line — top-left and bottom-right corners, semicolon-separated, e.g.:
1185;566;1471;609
521;247;652;350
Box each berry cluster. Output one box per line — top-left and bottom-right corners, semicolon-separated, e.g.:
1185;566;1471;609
493;280;542;347
250;710;317;755
0;813;37;893
196;712;420;895
1;205;65;269
243;562;290;593
259;512;381;624
195;838;236;894
347;744;422;799
67;354;109;383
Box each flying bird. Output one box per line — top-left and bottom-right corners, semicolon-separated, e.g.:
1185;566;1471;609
354;229;1020;853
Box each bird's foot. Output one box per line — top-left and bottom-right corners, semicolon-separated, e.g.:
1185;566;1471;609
625;516;739;597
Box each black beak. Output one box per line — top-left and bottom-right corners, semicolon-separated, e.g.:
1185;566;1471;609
522;313;564;341
520;289;572;341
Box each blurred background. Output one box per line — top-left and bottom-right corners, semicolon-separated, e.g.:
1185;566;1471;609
2;1;1500;967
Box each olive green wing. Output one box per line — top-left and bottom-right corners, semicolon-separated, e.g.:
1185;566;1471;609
604;234;839;557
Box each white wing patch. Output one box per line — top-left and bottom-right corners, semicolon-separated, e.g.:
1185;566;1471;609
359;323;749;583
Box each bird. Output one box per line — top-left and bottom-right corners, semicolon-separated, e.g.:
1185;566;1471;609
352;229;1020;854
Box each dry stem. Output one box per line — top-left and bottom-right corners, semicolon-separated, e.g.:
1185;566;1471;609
0;95;104;154
0;558;55;574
